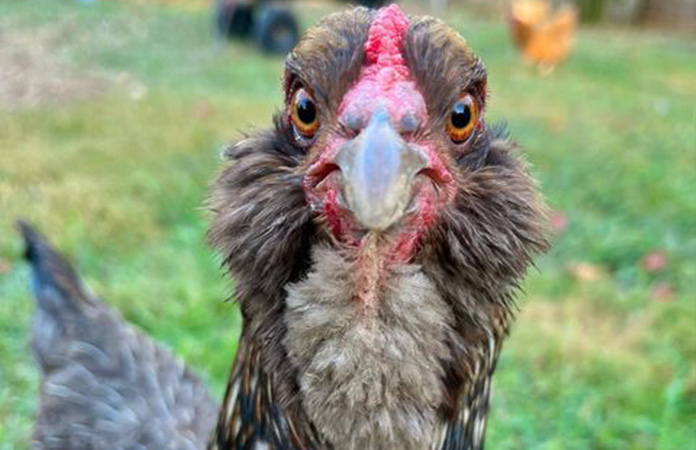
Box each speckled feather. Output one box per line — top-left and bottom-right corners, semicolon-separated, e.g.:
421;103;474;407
19;222;219;450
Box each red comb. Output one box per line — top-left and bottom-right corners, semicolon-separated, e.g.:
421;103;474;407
365;4;410;74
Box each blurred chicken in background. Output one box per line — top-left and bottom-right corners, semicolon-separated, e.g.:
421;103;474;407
508;0;578;74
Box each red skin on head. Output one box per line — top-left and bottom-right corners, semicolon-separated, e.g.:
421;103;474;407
304;5;456;263
338;4;422;126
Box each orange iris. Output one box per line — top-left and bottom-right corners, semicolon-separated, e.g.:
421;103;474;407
290;88;320;139
446;93;479;143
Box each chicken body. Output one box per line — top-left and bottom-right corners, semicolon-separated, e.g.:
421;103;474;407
25;5;548;450
19;222;218;450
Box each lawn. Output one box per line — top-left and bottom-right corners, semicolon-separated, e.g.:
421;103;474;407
0;2;694;449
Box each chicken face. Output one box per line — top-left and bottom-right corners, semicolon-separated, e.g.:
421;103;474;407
299;7;437;239
287;5;487;263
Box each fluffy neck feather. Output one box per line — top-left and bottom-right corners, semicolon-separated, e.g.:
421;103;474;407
284;245;453;450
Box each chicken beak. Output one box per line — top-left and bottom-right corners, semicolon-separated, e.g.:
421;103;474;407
335;109;428;231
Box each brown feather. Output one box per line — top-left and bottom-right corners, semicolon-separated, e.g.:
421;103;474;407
208;8;549;450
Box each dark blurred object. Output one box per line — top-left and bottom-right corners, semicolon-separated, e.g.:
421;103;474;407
355;0;393;7
214;0;299;54
213;0;393;54
508;0;578;73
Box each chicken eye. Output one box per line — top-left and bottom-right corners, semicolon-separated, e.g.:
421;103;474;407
290;88;320;140
446;94;479;143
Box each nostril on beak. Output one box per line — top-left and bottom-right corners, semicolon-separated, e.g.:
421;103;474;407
344;112;364;133
399;113;419;134
334;109;428;231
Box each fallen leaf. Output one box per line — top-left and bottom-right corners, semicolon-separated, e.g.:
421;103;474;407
549;210;567;233
194;102;213;119
641;250;669;273
547;114;567;133
0;258;11;275
650;282;675;302
567;262;606;282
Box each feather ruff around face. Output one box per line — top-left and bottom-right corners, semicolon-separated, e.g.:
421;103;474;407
207;6;549;450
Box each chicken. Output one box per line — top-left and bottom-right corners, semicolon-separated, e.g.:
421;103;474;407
18;220;219;450
23;5;548;450
508;0;578;72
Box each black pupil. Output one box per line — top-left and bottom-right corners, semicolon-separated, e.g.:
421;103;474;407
297;97;316;124
451;102;471;129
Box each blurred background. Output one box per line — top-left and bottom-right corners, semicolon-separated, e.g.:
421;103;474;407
0;0;694;448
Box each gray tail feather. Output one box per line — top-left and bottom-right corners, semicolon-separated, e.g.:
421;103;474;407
16;219;92;311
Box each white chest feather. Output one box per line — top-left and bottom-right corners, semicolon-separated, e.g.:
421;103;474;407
284;246;454;450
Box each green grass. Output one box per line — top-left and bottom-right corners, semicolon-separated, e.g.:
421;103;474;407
0;2;694;449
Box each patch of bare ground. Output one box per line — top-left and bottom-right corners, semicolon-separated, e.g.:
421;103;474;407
519;300;651;360
0;21;145;110
511;298;670;384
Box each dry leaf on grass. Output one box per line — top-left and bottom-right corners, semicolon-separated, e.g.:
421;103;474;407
567;262;607;282
549;210;568;233
0;258;12;275
650;282;676;302
640;250;669;273
194;101;213;119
